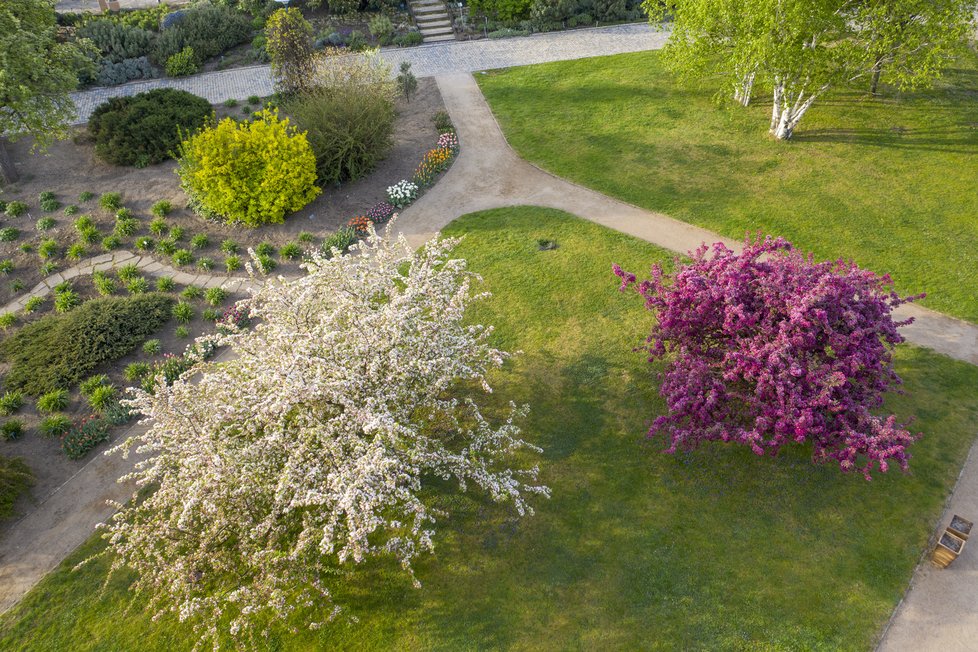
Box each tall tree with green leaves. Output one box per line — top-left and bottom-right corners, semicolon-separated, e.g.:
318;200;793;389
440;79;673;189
644;0;762;106
645;0;976;139
0;0;93;183
264;7;315;96
852;0;975;95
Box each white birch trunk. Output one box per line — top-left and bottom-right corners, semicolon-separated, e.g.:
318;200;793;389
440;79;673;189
733;71;756;107
769;79;784;133
770;83;829;140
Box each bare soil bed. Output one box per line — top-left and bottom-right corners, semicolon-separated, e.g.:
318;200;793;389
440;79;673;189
0;78;447;307
0;273;245;536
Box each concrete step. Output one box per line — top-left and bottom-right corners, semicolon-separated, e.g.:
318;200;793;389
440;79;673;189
411;0;445;8
422;33;456;42
417;16;451;26
413;7;446;16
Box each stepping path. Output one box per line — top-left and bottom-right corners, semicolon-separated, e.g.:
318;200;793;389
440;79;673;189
0;250;258;317
68;23;669;124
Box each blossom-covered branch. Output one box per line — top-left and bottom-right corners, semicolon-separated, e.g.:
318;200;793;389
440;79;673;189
93;224;549;648
615;235;921;479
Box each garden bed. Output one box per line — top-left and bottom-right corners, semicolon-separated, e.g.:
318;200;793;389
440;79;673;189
0;77;447;307
0;273;243;534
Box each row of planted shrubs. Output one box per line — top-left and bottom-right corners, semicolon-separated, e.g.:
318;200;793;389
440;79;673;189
70;3;253;86
471;0;645;32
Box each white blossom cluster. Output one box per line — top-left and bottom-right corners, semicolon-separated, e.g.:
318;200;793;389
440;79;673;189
385;179;418;208
92;224;549;648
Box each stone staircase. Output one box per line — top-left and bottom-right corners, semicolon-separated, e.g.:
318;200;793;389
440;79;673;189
410;0;455;43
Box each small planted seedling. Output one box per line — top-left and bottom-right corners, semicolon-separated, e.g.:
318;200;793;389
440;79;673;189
151;200;172;217
99;192;122;211
35;216;56;231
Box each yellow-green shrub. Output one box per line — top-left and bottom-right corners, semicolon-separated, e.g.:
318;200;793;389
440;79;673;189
176;109;320;227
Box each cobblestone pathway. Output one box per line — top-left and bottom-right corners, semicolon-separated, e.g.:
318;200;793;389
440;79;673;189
69;23;668;123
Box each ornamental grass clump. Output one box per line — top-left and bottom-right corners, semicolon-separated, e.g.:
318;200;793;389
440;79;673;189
96;225;548;648
614;235;921;479
176;109;320;227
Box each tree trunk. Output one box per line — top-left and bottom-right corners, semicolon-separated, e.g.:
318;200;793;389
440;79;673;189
771;84;829;140
734;71;756;107
869;59;883;95
769;80;784;133
0;140;18;185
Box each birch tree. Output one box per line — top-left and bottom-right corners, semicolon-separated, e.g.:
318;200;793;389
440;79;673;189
648;0;976;140
852;0;975;95
93;226;549;648
644;0;763;106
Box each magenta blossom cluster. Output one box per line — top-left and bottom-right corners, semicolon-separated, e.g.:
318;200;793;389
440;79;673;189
366;201;396;224
221;304;251;328
614;235;922;479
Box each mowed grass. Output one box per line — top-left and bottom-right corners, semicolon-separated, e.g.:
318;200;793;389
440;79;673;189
3;207;978;651
477;51;978;323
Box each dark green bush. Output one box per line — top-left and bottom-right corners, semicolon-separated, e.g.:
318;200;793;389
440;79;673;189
0;455;32;519
78;20;156;63
152;4;253;65
0;294;174;396
88;88;212;167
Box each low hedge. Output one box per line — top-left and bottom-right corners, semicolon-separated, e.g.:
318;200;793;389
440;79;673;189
88;88;212;167
0;294;174;396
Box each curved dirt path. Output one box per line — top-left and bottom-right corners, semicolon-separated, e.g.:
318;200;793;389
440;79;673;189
0;250;259;317
394;73;978;652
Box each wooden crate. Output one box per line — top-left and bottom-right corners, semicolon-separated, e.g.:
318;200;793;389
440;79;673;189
933;529;967;569
948;514;974;540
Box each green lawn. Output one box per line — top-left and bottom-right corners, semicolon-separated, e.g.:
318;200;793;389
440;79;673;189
3;207;978;651
477;52;978;323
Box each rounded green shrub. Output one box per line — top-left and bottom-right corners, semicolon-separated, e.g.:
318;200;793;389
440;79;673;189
39;414;73;438
165;46;200;77
1;420;24;441
88;89;212;167
177;109;320;227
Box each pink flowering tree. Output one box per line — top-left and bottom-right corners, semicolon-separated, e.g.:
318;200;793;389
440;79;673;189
614;235;921;479
94;225;548;647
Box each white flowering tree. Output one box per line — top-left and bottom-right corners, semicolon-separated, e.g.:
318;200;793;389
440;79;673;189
95;226;548;647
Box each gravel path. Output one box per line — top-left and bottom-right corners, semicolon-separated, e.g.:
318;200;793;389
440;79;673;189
69;23;669;123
